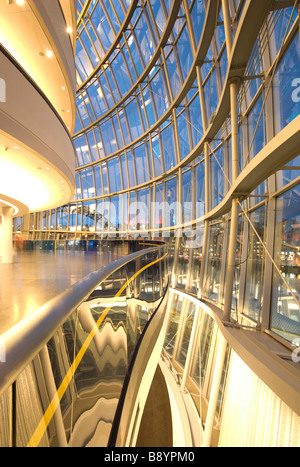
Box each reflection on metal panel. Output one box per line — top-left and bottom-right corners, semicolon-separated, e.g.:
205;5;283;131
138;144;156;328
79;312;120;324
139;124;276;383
0;243;169;447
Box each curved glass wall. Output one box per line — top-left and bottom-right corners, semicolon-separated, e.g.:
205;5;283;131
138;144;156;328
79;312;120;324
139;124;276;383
20;1;300;346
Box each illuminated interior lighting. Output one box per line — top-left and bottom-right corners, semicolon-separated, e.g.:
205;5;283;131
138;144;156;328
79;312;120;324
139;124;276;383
67;26;73;34
0;200;19;216
46;50;53;58
16;0;25;5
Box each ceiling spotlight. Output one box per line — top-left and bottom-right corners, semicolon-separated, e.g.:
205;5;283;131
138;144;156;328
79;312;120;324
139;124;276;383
67;26;73;34
46;50;53;58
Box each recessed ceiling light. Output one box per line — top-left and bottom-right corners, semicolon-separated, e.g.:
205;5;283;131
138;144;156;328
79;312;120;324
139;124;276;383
16;0;25;5
62;86;66;91
67;26;73;34
46;50;53;58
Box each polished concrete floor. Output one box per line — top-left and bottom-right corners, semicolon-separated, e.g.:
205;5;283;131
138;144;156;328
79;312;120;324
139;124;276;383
0;247;126;336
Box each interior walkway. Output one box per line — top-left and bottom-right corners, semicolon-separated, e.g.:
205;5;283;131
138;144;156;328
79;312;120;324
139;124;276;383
0;246;127;335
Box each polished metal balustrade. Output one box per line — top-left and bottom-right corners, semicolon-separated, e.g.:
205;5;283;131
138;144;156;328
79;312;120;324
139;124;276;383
0;243;169;447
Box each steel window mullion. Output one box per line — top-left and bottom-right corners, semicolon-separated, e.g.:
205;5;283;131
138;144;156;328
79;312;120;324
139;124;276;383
122;31;140;80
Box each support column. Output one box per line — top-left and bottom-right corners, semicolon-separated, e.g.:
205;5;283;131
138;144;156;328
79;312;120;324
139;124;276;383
223;79;240;323
1;206;13;264
22;213;31;240
223;198;239;322
199;142;210;299
221;0;233;57
230;79;240;181
0;206;2;260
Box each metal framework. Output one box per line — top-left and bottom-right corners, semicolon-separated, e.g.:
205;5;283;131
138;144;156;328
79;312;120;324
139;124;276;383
20;0;300;347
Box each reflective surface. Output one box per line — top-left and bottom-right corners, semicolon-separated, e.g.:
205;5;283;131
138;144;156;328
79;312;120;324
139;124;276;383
0;241;131;335
163;290;230;424
0;245;168;447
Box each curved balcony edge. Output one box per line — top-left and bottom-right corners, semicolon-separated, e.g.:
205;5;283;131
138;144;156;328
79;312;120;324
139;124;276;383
0;46;76;211
31;0;76;96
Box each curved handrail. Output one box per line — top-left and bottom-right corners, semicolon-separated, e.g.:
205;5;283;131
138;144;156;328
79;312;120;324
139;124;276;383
0;244;167;398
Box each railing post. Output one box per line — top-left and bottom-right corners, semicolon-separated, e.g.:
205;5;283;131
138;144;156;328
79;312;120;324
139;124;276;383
11;381;17;448
223;78;240;323
202;334;227;447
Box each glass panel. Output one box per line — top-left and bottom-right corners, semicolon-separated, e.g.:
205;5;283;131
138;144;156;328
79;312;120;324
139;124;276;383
243;205;266;322
191;310;215;391
165;176;177;228
246;93;266;164
277;155;300;190
273;33;300;135
82;200;95;232
204;222;225;302
271;185;300;342
80;167;95;199
176;302;195;368
177;235;191;289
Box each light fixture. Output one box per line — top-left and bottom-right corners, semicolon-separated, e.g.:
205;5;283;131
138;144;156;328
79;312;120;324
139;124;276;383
46;50;53;58
67;26;73;34
0;199;19;216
